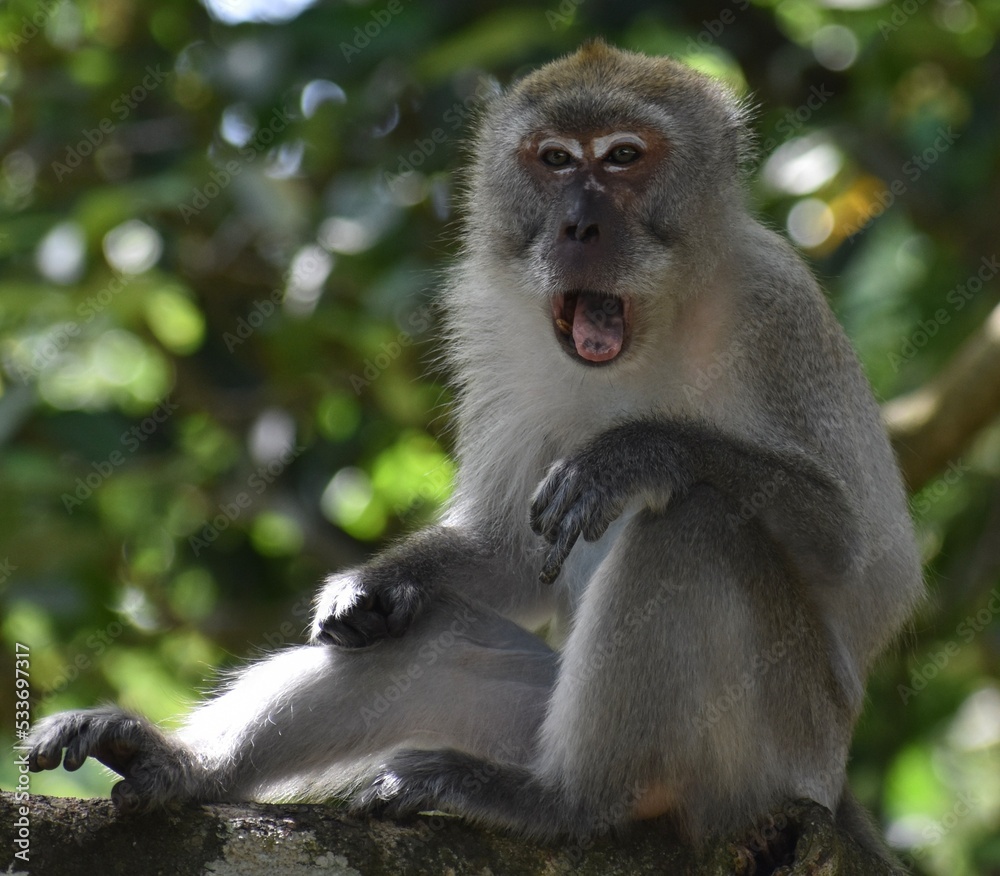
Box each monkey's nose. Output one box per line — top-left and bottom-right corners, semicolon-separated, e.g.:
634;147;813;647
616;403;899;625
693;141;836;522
563;221;600;243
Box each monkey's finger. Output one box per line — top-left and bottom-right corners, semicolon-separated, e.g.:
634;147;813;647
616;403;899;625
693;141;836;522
381;583;423;638
580;492;624;542
28;714;83;770
532;473;584;542
529;482;557;533
529;461;573;532
29;739;63;771
529;502;555;538
92;737;142;776
581;516;611;543
385;605;416;638
352;768;406;815
63;733;93;771
316;613;385;648
528;498;547;535
111;779;141;813
539;520;582;583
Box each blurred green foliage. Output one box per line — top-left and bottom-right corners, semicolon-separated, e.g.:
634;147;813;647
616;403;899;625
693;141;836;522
1;0;999;872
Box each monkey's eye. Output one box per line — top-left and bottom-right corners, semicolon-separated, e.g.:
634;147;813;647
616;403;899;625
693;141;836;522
541;149;572;167
606;145;640;165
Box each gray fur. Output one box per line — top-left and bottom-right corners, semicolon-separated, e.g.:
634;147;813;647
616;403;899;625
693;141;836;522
28;43;920;858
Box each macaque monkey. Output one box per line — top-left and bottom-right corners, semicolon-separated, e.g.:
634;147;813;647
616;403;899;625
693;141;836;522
29;40;920;864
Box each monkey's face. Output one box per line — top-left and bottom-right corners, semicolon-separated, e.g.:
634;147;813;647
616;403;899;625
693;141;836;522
466;41;748;369
520;127;668;365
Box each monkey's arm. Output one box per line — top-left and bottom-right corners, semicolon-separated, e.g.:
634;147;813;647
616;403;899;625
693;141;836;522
312;525;543;647
531;419;860;585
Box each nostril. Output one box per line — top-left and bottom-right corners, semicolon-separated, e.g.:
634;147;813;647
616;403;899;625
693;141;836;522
563;222;599;243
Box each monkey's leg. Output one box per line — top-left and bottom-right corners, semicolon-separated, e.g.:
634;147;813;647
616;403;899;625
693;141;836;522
356;486;852;841
28;591;556;811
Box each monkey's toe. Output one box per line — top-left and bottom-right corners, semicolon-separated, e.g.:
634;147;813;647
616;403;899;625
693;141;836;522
111;779;142;812
30;745;62;771
315;613;384;648
353;766;436;819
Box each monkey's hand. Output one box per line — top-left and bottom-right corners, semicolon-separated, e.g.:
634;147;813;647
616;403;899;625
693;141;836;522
530;424;692;583
311;565;428;648
27;706;194;812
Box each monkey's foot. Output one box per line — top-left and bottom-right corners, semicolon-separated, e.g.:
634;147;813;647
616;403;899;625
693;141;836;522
351;749;449;818
27;706;193;812
311;568;428;648
733;810;798;874
353;749;592;841
731;799;881;876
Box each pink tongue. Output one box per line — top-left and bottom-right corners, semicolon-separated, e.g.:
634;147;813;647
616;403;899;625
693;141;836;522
572;294;624;362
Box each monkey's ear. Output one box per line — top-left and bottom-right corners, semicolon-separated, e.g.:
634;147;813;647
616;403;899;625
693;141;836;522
693;73;759;175
731;95;761;172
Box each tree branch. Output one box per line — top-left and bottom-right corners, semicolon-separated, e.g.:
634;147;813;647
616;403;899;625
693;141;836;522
1;792;899;875
884;301;1000;493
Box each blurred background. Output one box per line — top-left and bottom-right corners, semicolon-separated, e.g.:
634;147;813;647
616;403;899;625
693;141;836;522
1;0;998;872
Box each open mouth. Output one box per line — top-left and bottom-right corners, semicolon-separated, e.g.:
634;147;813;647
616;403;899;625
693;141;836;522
551;291;631;365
